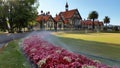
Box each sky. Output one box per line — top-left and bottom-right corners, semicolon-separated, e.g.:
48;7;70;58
37;0;120;25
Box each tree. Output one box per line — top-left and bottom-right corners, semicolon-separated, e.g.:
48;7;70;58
88;11;99;30
0;0;9;32
0;0;39;33
103;16;110;27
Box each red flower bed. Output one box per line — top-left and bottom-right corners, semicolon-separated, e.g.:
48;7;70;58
22;34;117;68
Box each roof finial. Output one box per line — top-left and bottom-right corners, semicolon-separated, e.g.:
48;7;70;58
65;0;69;11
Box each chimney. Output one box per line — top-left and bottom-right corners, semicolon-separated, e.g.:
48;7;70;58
56;14;58;17
48;11;50;15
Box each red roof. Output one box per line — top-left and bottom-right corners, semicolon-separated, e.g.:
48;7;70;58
99;22;104;26
44;15;51;22
85;20;92;25
36;15;43;22
54;15;68;24
63;19;69;24
60;9;77;19
81;20;92;25
36;15;51;22
54;15;61;22
81;20;103;26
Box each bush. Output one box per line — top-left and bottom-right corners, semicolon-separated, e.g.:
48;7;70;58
113;26;119;31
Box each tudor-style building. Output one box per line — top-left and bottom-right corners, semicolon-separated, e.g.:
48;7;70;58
54;14;64;30
81;20;103;30
54;2;82;30
35;1;103;31
36;12;56;30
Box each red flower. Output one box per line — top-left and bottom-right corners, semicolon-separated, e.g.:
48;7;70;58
21;34;116;68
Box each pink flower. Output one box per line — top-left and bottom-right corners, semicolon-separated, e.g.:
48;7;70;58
21;34;117;68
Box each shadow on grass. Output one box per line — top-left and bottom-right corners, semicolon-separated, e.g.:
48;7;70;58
64;30;96;34
101;31;120;33
55;36;120;67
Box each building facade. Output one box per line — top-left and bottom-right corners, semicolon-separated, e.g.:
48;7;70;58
81;20;103;30
36;13;56;30
35;2;103;31
54;2;82;30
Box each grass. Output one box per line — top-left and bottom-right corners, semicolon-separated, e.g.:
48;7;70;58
0;40;30;68
52;31;120;60
52;31;120;66
54;31;120;45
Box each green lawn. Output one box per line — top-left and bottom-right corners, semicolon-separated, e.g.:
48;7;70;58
0;40;30;68
54;31;120;45
52;32;120;66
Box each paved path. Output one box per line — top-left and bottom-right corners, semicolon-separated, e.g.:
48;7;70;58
0;32;30;48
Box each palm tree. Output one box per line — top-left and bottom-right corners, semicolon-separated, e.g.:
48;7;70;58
88;11;99;30
103;16;110;27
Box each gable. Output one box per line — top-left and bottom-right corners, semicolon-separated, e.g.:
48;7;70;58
54;15;64;23
57;9;82;24
59;9;75;19
72;9;82;19
59;9;82;21
48;16;54;21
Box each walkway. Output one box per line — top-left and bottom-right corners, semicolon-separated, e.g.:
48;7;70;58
0;32;30;48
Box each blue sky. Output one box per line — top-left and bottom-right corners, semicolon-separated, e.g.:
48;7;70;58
37;0;120;25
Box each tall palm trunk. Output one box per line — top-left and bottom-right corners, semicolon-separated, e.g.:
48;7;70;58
106;23;108;31
92;19;95;30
